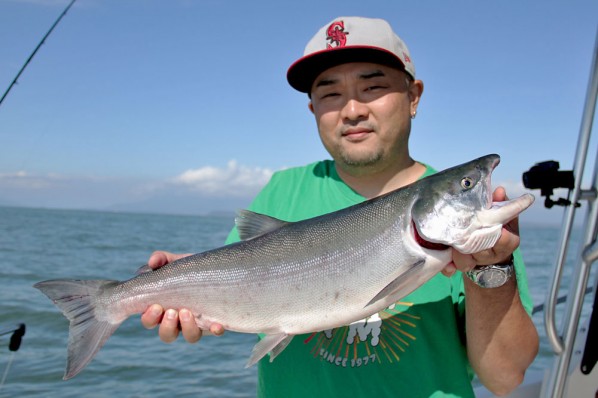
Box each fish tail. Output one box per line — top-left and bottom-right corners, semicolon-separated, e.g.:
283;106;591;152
34;279;122;380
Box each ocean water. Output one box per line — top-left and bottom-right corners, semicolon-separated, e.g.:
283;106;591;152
0;206;594;397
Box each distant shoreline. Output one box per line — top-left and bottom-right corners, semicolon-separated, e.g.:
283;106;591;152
0;204;237;219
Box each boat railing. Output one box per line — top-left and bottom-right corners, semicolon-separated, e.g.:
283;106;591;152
541;27;598;398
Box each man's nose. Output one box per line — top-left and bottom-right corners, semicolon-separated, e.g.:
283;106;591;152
340;98;369;122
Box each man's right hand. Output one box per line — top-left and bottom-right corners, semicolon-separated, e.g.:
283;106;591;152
140;251;225;343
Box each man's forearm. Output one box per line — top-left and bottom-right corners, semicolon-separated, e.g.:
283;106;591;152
464;277;539;395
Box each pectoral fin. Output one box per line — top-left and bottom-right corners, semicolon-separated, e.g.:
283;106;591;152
365;259;425;308
246;333;294;367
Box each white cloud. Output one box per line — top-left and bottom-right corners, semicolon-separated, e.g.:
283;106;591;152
0;170;62;189
0;162;276;214
0;171;28;179
173;160;274;197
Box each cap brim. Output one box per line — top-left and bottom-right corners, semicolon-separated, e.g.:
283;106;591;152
287;46;409;93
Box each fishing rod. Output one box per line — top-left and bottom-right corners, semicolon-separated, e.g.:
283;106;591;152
0;323;26;391
0;0;77;107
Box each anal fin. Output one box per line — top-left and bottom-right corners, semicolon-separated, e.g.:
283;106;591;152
246;333;294;368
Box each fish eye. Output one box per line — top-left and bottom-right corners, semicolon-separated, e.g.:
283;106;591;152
460;177;474;189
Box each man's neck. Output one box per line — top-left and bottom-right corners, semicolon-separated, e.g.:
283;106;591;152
335;158;426;199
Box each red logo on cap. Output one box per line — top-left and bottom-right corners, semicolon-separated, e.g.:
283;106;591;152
326;21;349;48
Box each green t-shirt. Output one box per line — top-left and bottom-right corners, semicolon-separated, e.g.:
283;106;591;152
226;160;533;398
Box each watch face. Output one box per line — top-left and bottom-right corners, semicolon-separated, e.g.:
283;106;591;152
477;268;508;288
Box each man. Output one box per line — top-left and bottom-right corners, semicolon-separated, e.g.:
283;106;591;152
141;17;538;397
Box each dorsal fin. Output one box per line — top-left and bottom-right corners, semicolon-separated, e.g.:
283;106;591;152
235;209;290;241
135;264;153;275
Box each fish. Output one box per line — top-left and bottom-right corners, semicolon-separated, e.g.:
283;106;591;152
34;153;534;380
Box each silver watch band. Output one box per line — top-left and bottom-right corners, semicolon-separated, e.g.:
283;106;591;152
466;256;514;288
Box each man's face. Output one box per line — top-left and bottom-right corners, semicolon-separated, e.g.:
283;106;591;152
309;62;422;175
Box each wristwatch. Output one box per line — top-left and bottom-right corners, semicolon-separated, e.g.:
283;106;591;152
466;257;514;288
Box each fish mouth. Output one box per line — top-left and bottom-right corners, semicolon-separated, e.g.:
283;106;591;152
471;155;535;250
491;156;501;170
480;194;536;226
481;154;535;221
485;155;501;209
454;192;535;254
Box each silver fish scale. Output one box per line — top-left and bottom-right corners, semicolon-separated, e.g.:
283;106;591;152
102;190;421;333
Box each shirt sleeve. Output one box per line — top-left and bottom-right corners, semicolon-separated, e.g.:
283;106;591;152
513;249;534;315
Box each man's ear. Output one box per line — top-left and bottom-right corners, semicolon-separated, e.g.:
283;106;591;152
409;80;424;114
308;101;315;114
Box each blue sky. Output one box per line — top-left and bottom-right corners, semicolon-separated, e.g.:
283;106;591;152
0;0;597;225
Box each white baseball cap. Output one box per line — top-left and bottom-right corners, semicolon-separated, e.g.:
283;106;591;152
287;16;416;93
